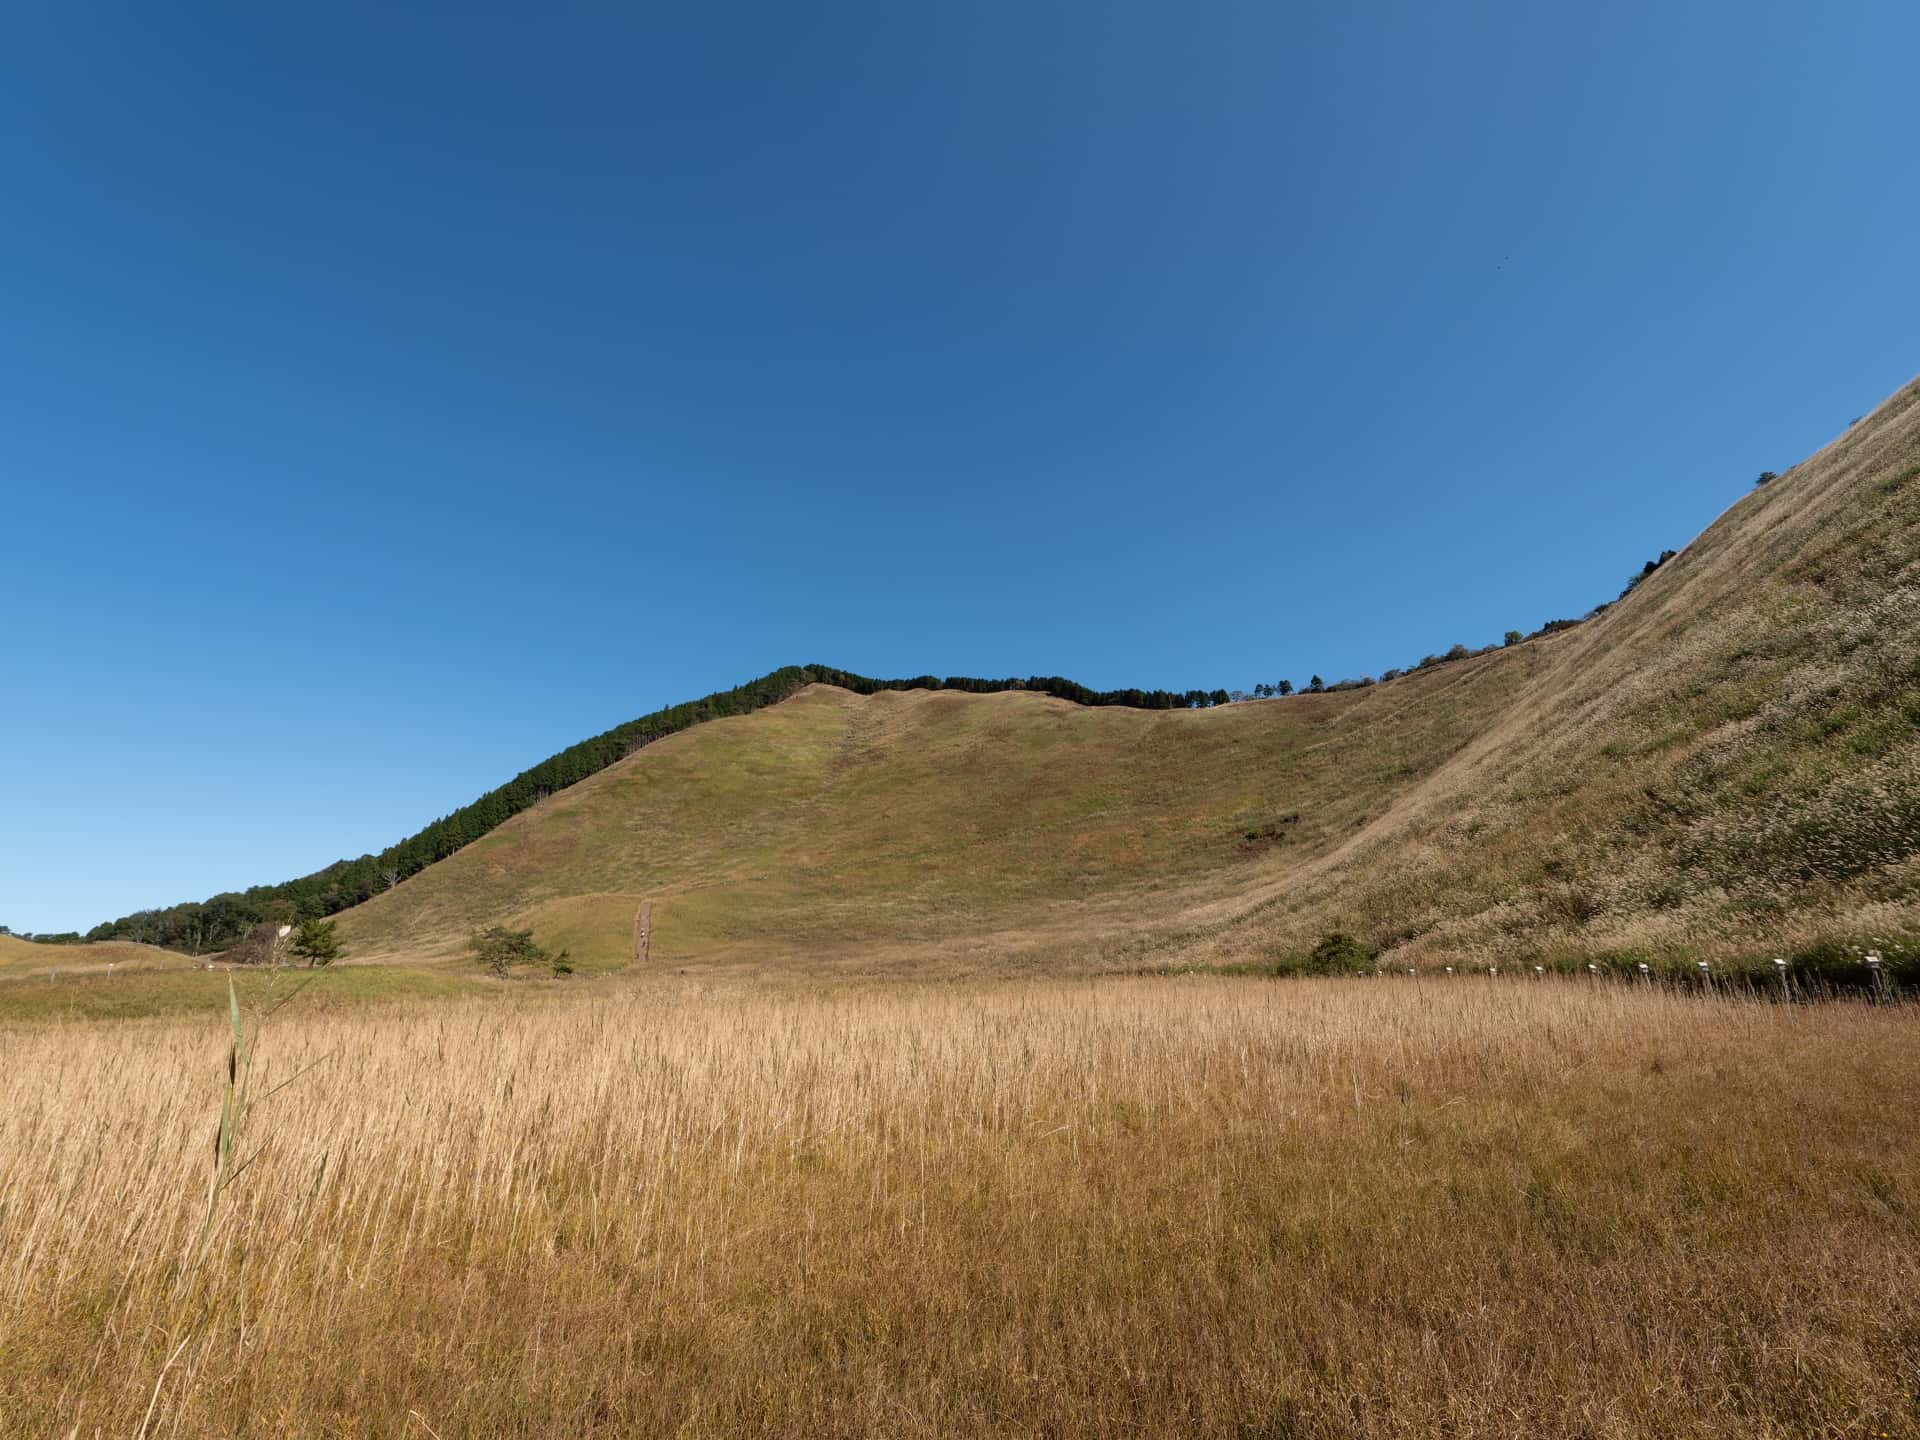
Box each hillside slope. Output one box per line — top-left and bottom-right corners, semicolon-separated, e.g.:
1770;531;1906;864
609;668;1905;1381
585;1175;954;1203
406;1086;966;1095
1199;377;1920;968
336;381;1920;975
0;934;177;974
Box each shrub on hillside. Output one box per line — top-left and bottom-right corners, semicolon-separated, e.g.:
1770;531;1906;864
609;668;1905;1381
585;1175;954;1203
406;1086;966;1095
1783;935;1916;992
1621;549;1680;598
1303;931;1376;975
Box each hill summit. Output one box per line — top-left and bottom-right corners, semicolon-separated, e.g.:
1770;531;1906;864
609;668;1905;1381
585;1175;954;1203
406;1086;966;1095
311;380;1920;977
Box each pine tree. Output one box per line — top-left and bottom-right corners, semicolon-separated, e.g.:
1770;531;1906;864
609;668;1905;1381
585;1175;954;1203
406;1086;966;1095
290;918;343;968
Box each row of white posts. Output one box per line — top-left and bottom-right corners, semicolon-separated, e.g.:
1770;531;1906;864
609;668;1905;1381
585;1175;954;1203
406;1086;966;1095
1373;951;1892;996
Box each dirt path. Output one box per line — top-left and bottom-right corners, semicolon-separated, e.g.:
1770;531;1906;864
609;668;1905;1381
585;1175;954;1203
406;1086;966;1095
631;900;653;968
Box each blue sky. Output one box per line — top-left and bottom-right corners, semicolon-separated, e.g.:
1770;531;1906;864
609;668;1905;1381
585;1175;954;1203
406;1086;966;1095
3;1;1916;932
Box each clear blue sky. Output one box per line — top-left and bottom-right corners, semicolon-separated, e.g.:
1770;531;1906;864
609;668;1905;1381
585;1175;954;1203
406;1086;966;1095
3;1;1915;933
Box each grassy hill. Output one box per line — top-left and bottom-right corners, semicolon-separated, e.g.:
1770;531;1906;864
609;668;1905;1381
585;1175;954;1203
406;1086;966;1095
330;379;1920;978
0;933;177;975
0;931;483;1021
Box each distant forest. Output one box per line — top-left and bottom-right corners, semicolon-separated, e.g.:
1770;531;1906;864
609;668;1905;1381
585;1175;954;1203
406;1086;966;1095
80;579;1647;956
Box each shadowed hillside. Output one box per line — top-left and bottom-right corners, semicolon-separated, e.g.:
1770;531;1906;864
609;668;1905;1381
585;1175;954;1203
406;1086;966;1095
331;379;1920;976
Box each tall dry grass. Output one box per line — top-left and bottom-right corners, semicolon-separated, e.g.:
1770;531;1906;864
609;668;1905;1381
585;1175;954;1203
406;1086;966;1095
3;977;1916;1437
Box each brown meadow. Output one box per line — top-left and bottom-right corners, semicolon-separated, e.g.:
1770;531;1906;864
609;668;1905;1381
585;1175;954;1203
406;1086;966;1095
3;974;1915;1437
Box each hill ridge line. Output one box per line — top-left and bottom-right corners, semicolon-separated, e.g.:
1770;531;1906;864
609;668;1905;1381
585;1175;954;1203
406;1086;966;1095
86;375;1920;956
79;666;1281;950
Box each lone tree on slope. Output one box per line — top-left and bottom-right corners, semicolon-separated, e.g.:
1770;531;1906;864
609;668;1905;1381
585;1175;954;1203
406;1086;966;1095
469;924;573;978
290;917;343;968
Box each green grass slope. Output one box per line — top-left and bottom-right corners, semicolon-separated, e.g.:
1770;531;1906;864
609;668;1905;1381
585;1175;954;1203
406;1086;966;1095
332;380;1920;977
337;656;1542;973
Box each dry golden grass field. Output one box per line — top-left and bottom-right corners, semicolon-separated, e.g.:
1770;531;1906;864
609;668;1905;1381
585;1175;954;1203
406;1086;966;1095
6;388;1916;1436
3;974;1916;1438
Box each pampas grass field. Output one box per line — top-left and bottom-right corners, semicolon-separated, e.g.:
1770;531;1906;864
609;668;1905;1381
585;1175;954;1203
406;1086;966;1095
4;975;1915;1437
